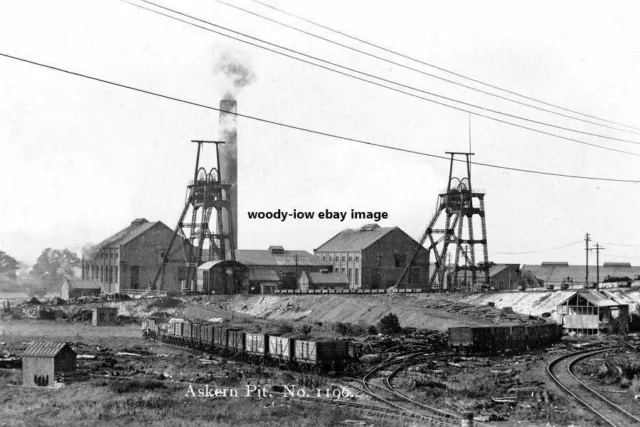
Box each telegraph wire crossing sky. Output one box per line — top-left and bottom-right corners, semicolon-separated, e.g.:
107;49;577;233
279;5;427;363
0;0;639;266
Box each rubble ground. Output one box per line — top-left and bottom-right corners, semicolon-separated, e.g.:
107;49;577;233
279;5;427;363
571;337;640;419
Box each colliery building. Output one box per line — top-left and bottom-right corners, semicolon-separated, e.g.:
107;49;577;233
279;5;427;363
236;246;332;293
82;218;187;294
557;290;629;335
298;271;350;292
60;278;101;300
523;262;640;287
314;224;428;290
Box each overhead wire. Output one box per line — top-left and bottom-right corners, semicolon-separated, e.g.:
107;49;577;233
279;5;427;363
601;242;640;248
1;51;638;183
126;0;640;157
248;0;640;134
493;241;582;255
151;0;640;146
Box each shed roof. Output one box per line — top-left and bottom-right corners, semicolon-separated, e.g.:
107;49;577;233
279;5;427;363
523;263;640;284
235;249;329;267
63;278;101;290
23;342;73;358
309;272;349;285
248;269;280;282
315;226;397;252
558;290;623;307
197;260;248;270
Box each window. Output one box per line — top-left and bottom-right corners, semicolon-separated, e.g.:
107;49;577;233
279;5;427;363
130;266;139;289
178;266;186;281
341;256;346;261
355;269;359;285
329;256;332;261
348;256;353;262
348;268;352;283
114;266;118;283
355;256;359;262
342;268;345;273
322;256;326;260
394;254;407;267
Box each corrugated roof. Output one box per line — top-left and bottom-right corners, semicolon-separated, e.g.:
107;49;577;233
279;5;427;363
309;272;349;285
197;260;248;270
315;227;396;252
23;342;72;358
235;249;330;267
64;278;101;290
558;290;622;307
88;219;167;255
248;269;280;282
523;264;640;284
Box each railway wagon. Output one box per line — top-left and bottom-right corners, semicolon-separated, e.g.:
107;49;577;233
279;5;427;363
269;335;294;364
142;318;359;373
183;320;193;341
294;340;349;372
245;332;269;363
449;322;562;354
202;324;214;351
227;329;245;354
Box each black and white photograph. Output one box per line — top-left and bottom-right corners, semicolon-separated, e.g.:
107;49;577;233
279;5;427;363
1;1;640;426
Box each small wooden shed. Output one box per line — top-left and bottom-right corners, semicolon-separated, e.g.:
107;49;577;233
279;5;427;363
22;342;76;387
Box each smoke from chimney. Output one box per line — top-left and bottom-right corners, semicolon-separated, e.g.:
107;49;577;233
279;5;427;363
213;50;256;102
82;244;97;260
213;49;255;253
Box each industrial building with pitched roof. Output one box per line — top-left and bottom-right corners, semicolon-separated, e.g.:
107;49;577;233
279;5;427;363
235;245;332;292
314;224;429;290
59;278;101;300
82;218;188;294
297;270;350;291
523;262;640;287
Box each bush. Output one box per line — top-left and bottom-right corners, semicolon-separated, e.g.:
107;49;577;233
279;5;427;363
334;322;367;336
378;313;402;335
299;324;312;335
278;322;295;334
368;325;378;335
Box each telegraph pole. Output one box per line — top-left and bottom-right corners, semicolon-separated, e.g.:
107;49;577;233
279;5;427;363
590;243;605;289
584;233;591;286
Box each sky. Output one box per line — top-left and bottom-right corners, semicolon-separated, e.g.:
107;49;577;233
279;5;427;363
0;0;639;267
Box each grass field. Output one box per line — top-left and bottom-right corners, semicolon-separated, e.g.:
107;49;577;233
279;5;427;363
1;378;374;427
0;319;383;427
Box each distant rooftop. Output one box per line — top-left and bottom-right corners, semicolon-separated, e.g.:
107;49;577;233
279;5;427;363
315;225;397;252
88;218;167;255
235;248;330;267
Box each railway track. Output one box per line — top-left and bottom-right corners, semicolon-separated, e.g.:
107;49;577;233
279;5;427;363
359;353;464;426
548;347;640;427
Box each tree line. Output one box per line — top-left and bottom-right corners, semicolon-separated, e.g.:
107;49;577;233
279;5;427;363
0;248;81;293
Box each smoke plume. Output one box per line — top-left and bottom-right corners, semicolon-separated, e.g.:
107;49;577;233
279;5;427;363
82;244;97;260
213;50;256;101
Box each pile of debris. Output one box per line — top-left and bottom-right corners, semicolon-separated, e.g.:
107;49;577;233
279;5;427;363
425;299;545;325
